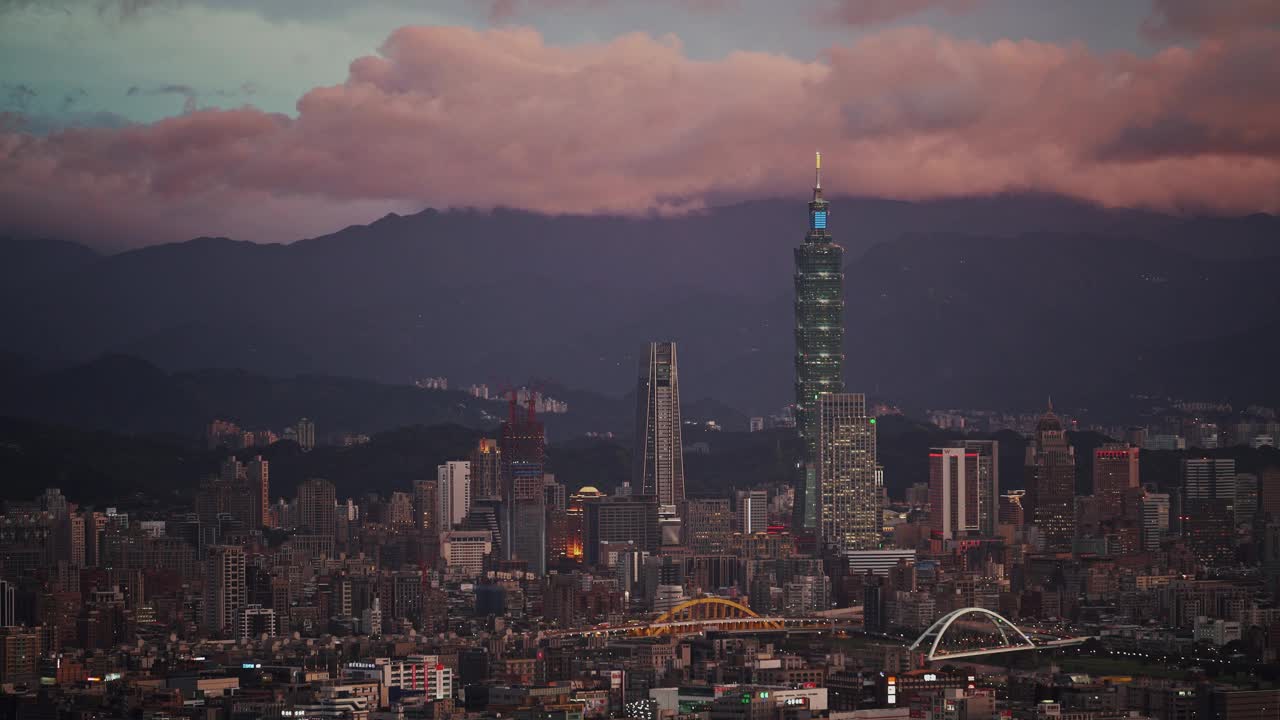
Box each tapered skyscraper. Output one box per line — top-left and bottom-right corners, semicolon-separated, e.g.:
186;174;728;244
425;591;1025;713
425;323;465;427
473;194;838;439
634;341;686;507
795;152;845;530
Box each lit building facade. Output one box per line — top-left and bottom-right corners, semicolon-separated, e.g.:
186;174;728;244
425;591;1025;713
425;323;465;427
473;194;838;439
794;152;845;531
442;530;493;576
634;341;686;508
437;460;471;530
816;393;879;552
1025;405;1076;551
1093;443;1139;521
1183;458;1237;567
470;438;501;499
296;478;336;537
929;440;999;539
202;545;245;636
502;394;547;575
929;447;979;541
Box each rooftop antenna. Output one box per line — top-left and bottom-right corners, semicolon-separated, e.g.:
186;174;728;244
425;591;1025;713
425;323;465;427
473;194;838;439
815;150;822;190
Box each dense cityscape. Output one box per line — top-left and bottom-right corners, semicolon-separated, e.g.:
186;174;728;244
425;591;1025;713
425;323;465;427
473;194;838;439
4;2;1280;720
2;154;1279;720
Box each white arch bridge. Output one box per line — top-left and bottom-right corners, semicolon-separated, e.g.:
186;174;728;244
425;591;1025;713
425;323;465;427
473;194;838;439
909;607;1090;661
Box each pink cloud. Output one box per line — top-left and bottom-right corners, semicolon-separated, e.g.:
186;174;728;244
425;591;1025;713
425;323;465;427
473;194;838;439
2;24;1279;246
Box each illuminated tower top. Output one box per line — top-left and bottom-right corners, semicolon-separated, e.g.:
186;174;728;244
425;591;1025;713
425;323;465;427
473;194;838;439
808;151;829;236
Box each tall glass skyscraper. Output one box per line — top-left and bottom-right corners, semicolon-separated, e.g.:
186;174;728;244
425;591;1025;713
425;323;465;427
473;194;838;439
1024;404;1076;552
817;393;878;551
794;152;845;530
633;341;686;508
501;394;547;575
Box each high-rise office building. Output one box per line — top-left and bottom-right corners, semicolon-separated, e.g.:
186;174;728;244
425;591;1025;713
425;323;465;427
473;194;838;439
441;530;493;576
296;417;316;451
1184;458;1238;500
735;489;769;535
437;461;471;530
414;478;439;533
0;580;14;627
1182;458;1237;567
794;151;845;531
387;491;414;528
633;341;686;508
501;393;547;575
816;393;879;552
203;545;246;636
1141;492;1170;551
1265;522;1280;598
1261;466;1280;522
1093;444;1139;521
928;447;978;540
461;497;503;559
962;440;1000;535
246;455;270;529
582;495;660;567
683;498;732;554
219;457;243;484
296;478;336;537
543;475;566;512
1024;404;1076;552
1236;473;1259;529
470;438;501;499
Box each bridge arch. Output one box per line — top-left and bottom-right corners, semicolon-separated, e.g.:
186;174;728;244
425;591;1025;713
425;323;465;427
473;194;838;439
653;597;761;624
909;607;1034;661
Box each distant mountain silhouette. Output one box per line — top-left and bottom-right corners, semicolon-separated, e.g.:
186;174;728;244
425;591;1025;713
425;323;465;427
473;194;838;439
2;195;1278;416
0;354;744;441
0;355;501;438
0;236;100;292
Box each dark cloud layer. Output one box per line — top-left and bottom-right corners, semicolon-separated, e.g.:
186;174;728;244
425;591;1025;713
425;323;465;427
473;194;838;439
127;84;198;113
1143;0;1280;40
823;0;979;26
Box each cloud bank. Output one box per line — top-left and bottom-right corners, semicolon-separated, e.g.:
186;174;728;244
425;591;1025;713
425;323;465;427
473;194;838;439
2;23;1279;245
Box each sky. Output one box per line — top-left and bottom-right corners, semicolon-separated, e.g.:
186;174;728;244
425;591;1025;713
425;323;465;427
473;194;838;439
1;0;1278;247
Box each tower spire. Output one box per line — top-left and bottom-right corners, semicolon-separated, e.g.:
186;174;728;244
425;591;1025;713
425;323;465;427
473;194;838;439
815;150;822;190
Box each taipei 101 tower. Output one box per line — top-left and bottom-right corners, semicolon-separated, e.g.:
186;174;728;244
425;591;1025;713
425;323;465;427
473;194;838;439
794;151;846;531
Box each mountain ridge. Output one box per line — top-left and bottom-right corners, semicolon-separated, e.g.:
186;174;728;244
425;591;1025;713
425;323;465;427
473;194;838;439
2;195;1278;416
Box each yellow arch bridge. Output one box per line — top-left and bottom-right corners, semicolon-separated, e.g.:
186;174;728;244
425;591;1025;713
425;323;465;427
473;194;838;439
636;597;786;635
542;598;842;639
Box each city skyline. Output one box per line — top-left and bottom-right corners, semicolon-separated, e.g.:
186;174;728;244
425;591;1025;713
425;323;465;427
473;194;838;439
3;3;1280;718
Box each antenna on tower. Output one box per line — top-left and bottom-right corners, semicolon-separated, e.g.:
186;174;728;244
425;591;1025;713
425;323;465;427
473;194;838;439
815;150;822;189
